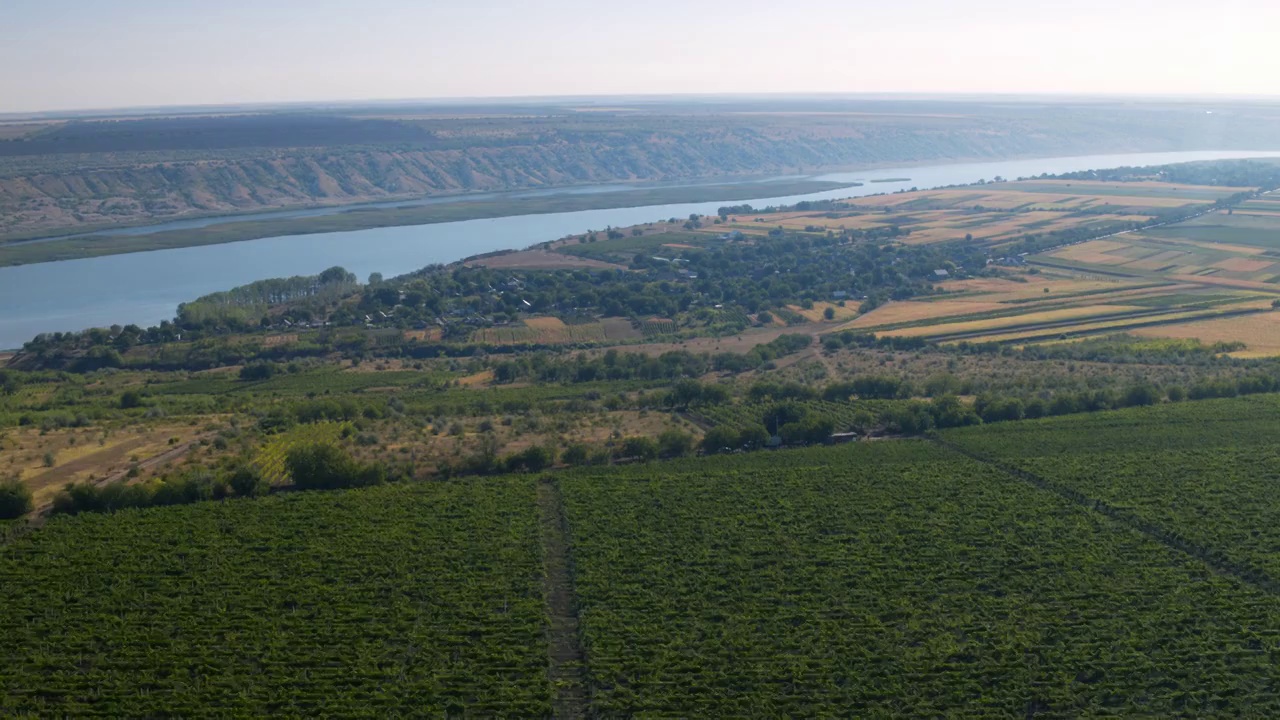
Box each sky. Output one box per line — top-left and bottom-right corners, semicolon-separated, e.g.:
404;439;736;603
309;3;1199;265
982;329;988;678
2;0;1277;113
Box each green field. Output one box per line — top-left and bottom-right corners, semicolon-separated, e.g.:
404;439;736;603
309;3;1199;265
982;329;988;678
1143;213;1280;249
560;440;1280;715
10;396;1280;713
946;394;1280;581
0;479;550;716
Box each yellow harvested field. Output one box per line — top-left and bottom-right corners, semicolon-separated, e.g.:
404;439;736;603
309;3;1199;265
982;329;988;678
1050;240;1137;265
899;227;978;245
1055;239;1130;254
1213;257;1276;273
1170;274;1280;292
759;214;894;231
881;305;1146;338
457;369;495;387
787;301;860;323
524;316;567;330
1;424;207;504
1132;311;1280;357
838;300;1008;329
947;303;1267;345
403;327;444;342
1138;236;1269;256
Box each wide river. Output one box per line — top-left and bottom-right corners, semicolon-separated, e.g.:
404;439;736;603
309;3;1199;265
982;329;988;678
3;149;1279;350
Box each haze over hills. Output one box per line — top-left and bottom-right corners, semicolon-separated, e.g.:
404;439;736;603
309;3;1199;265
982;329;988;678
4;96;1280;241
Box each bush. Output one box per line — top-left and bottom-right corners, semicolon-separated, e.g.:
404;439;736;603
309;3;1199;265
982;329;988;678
619;437;659;462
505;445;554;473
562;443;591;466
286;443;382;490
227;465;267;498
120;390;143;409
239;362;277;382
700;426;739;455
0;479;33;519
657;429;693;458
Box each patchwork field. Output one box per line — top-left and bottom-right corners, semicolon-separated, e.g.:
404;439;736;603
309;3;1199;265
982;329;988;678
815;178;1280;352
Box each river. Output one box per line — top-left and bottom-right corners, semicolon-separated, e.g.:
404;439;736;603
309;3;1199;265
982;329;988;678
3;149;1279;350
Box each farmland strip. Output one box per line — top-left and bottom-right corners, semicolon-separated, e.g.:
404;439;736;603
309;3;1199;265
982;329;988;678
934;438;1280;597
538;478;589;720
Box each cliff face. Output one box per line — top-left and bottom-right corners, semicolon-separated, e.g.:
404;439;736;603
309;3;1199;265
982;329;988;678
2;104;1278;240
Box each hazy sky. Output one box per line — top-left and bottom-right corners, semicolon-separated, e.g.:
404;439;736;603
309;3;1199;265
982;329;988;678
3;0;1276;113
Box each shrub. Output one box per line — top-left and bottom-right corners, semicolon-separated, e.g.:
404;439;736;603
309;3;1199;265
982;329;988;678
619;437;659;462
701;426;739;455
227;465;267;498
562;443;590;466
657;429;693;458
239;362;277;382
0;479;33;519
286;443;382;490
504;445;554;473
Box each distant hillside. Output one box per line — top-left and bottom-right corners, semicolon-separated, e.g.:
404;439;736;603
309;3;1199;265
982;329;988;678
3;99;1280;240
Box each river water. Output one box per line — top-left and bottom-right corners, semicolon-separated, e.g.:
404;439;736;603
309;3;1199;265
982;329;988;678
3;149;1279;349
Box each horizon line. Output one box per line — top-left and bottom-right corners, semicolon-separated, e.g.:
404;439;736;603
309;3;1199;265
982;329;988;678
6;90;1280;121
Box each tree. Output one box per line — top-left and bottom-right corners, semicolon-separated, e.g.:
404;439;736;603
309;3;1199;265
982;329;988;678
227;465;267;498
240;362;277;382
738;425;770;450
756;311;774;326
367;272;384;285
318;266;356;285
0;478;33;519
505;445;554;473
286;443;380;490
119;390;144;409
658;429;693;458
562;443;590;466
823;307;836;320
619;437;659;461
701;426;739;455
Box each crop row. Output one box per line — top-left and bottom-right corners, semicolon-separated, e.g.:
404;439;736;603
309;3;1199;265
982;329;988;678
559;441;1280;716
0;479;550;716
945;394;1280;581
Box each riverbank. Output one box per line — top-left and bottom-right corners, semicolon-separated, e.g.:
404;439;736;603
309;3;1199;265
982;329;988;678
0;179;860;267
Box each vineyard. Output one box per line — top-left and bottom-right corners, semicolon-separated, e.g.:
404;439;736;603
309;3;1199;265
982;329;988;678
0;479;549;716
10;397;1280;713
944;394;1280;582
559;442;1280;716
251;422;349;485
